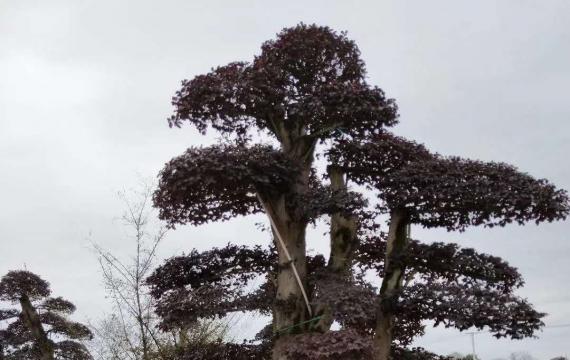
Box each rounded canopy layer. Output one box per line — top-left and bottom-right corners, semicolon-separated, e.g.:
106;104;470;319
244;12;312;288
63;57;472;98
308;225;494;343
168;24;398;144
330;132;569;230
0;270;51;302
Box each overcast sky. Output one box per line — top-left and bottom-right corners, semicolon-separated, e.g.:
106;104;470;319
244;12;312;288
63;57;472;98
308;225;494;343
1;1;569;358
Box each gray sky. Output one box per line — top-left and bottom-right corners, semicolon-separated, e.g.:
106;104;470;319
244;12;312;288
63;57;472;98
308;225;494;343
1;1;569;358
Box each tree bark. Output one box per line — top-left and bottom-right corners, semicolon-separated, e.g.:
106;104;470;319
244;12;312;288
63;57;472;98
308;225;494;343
373;208;410;360
261;130;315;360
19;295;54;360
260;191;310;360
327;165;358;275
311;165;359;333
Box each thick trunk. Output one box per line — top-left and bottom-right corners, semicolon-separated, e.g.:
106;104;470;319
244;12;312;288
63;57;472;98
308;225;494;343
261;193;310;360
326;165;358;274
273;215;309;332
263;132;315;360
373;209;410;360
19;295;54;360
312;166;359;333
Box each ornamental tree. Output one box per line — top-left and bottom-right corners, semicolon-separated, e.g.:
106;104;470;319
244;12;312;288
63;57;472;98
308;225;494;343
151;24;569;360
0;270;92;360
329;131;568;359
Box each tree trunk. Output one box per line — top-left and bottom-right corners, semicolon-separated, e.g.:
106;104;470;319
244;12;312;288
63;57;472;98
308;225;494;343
262;134;315;360
327;165;358;274
312;165;359;333
260;193;310;360
259;125;318;359
19;295;54;360
373;208;410;360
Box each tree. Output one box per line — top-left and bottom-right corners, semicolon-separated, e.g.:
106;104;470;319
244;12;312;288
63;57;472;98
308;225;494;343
90;185;231;360
150;24;569;359
331;132;567;358
91;186;167;360
0;270;92;360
